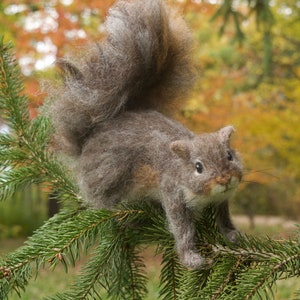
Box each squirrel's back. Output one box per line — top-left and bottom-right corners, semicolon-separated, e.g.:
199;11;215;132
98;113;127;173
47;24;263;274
48;0;195;155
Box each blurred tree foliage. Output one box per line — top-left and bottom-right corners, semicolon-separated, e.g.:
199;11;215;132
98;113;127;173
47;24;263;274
0;0;299;218
180;0;300;218
0;185;47;239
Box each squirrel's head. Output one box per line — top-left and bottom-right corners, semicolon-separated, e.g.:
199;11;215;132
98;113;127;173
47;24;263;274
170;125;243;208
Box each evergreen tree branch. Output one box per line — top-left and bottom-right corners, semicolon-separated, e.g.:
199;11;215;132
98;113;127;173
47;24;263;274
158;245;185;300
0;208;144;299
45;208;146;300
0;37;78;203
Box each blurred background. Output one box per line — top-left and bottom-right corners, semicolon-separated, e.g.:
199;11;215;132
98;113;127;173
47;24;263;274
0;0;299;244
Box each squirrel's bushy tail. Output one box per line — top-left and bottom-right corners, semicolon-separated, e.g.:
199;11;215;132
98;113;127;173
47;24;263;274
49;0;194;155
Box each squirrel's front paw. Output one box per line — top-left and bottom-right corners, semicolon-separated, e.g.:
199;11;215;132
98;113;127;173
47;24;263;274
181;250;212;270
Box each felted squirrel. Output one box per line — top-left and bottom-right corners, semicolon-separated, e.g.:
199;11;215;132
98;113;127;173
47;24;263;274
48;0;243;269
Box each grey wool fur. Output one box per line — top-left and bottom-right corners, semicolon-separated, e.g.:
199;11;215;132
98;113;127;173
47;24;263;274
47;0;243;269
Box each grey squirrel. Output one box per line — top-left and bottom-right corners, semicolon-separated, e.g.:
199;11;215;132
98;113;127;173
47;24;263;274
48;0;243;269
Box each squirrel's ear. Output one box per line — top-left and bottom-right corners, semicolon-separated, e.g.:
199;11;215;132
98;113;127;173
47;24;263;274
56;59;84;82
170;140;191;160
218;125;235;143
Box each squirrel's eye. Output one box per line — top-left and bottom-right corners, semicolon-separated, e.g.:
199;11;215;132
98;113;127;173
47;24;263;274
227;150;233;161
195;162;203;174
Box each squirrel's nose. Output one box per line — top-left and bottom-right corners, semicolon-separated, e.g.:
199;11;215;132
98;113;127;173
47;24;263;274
216;174;231;185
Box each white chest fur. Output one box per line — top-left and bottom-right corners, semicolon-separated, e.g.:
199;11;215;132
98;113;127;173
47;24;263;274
184;176;239;209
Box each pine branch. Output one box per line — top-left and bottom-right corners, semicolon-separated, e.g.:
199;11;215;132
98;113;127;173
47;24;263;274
159;247;184;300
196;235;300;300
45;208;146;300
0;208;144;299
0;37;79;202
176;268;211;299
0;39;29;133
